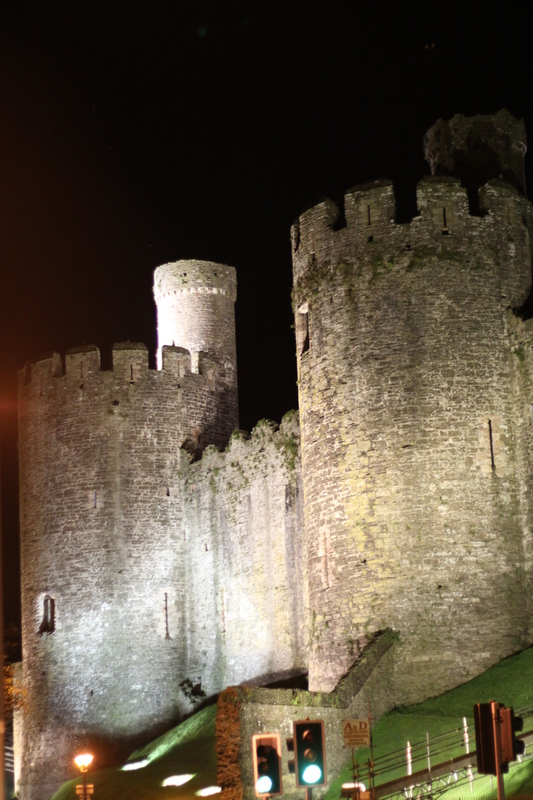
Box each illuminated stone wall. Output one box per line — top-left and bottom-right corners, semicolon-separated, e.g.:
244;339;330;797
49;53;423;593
17;264;306;800
292;120;533;697
507;312;533;613
17;113;533;800
181;412;308;694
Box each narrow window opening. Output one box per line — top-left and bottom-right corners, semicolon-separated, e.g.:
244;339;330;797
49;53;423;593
39;375;43;397
130;363;134;384
367;235;374;243
39;595;55;634
80;361;83;379
298;303;309;356
367;204;372;226
442;207;449;234
166;487;170;497
204;543;209;552
488;419;495;470
301;312;309;354
94;491;97;509
164;592;171;639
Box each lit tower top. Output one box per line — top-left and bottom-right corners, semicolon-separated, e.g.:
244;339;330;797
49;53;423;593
153;259;238;377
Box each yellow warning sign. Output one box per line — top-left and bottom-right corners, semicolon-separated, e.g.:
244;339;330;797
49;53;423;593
342;718;370;748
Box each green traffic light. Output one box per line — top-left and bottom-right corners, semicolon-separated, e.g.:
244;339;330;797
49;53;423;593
294;720;326;788
256;776;273;793
302;765;322;784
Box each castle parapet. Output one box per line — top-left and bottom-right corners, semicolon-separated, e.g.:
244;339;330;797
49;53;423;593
293;172;531;311
21;352;62;390
112;342;149;382
161;345;191;377
292;196;339;247
480;179;533;225
20;343;232;394
292;180;399;280
65;345;100;380
344;179;395;230
415;176;470;233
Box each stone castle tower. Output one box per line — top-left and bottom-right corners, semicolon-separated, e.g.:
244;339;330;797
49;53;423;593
16;111;533;800
292;109;533;699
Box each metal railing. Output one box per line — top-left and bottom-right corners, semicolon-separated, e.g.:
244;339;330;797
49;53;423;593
344;706;533;800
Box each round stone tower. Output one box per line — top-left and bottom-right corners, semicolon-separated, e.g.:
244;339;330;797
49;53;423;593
154;259;237;369
18;261;239;800
154;259;238;452
292;111;533;699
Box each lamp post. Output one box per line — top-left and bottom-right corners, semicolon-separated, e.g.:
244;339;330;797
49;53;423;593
74;753;94;800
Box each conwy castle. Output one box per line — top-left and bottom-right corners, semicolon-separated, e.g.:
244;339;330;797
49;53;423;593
16;110;533;799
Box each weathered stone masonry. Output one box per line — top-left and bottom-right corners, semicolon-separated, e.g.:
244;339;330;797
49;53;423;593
16;111;533;800
292;110;533;698
18;262;306;800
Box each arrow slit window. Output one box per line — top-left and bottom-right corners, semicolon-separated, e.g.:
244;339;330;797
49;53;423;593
297;302;309;356
39;595;55;634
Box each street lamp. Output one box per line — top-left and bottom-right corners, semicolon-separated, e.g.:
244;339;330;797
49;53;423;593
74;753;94;800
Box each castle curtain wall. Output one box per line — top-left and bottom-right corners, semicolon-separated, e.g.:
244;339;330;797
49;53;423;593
180;414;308;695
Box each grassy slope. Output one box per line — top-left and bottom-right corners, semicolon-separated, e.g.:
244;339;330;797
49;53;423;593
325;646;533;800
50;647;533;800
50;704;218;800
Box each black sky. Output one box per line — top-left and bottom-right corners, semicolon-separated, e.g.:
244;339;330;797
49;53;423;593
1;1;532;631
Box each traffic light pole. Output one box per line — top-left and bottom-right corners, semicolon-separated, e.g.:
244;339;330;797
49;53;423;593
305;788;312;800
491;703;505;800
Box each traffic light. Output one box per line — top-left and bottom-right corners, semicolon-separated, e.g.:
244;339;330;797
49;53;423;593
252;733;283;797
474;702;526;776
286;735;295;774
293;719;327;788
500;707;525;767
474;702;498;775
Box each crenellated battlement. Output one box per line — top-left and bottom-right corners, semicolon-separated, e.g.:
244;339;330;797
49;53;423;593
19;256;240;469
111;342;149;382
21;343;223;399
292;176;532;309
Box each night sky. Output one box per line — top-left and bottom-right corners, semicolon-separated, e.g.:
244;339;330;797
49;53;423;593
1;2;532;631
